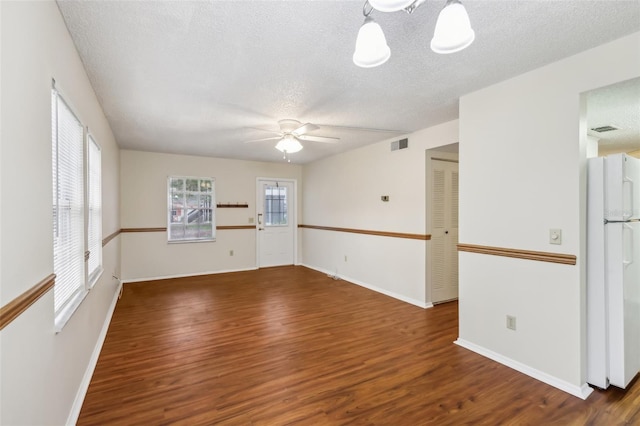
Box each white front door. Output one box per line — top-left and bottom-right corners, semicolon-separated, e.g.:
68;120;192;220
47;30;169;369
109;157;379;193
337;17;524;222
431;159;459;303
257;179;295;267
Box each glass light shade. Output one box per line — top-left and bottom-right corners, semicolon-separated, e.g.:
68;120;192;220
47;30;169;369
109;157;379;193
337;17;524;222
368;0;415;12
275;135;303;153
353;17;391;68
430;0;475;54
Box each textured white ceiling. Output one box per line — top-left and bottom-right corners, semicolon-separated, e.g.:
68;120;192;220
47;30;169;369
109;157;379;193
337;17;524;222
56;0;640;164
587;77;640;156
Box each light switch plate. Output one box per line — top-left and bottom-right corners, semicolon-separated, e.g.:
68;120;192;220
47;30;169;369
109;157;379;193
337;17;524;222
549;229;562;245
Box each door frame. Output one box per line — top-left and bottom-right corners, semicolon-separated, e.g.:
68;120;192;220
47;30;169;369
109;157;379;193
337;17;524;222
425;149;459;305
255;177;298;268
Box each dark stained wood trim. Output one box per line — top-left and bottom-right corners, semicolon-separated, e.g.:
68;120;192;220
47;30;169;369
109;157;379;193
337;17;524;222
121;227;167;233
0;274;55;331
102;229;121;247
217;225;255;230
299;224;430;241
217;203;249;208
457;243;577;265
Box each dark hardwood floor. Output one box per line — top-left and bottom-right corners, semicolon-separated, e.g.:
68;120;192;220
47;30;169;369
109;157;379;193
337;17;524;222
78;266;640;425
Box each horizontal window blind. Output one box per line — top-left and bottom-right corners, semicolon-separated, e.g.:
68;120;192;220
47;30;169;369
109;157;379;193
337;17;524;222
52;89;85;315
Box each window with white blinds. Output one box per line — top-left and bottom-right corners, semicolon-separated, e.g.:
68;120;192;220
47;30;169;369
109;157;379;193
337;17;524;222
87;135;102;285
52;88;85;321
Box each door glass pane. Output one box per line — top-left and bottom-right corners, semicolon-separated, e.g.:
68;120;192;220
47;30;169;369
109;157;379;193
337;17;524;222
264;185;287;226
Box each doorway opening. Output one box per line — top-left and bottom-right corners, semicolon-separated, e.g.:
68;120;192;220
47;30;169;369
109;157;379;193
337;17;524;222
426;145;459;304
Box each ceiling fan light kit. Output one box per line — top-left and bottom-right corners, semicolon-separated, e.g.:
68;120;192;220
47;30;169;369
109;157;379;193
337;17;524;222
275;134;303;154
353;0;474;68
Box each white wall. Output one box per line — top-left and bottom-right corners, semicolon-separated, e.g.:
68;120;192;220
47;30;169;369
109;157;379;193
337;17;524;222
458;32;640;397
0;1;121;424
302;120;458;307
120;150;302;281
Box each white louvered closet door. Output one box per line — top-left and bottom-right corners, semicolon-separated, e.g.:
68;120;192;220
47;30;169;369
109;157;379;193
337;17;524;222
430;159;459;303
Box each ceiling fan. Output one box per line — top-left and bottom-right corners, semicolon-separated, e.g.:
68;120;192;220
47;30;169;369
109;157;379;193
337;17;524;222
244;119;404;161
244;119;339;161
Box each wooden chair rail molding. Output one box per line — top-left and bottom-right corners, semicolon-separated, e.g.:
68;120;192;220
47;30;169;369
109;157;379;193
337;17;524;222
102;229;121;247
299;224;430;241
457;243;577;265
121;227;167;233
0;274;55;331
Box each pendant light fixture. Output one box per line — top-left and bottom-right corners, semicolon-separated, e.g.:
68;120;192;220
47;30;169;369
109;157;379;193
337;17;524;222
353;3;391;68
354;0;474;68
430;0;475;54
368;0;415;13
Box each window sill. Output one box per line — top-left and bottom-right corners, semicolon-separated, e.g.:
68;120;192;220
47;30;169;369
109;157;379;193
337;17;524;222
167;238;216;244
88;267;104;289
54;289;88;333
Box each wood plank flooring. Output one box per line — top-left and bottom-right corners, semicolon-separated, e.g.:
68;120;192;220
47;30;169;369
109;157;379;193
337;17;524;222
78;266;640;425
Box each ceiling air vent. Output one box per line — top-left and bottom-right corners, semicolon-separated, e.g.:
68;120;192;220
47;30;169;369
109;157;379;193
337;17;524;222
391;138;409;151
590;125;619;133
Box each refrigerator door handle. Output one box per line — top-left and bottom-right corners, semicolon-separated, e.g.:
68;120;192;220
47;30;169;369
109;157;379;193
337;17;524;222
623;223;634;267
623;176;633;220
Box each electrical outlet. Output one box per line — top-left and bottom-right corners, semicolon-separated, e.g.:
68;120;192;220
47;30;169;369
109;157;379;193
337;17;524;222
344;255;347;262
506;315;517;331
229;250;234;256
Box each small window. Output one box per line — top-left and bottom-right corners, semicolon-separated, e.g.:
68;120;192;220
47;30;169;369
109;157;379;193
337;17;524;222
87;135;102;285
264;185;288;226
168;176;215;242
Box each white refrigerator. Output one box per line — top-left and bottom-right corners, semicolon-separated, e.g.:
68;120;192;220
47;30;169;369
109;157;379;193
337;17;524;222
587;153;640;390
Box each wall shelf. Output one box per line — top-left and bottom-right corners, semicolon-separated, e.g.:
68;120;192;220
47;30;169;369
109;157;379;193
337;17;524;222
217;203;249;208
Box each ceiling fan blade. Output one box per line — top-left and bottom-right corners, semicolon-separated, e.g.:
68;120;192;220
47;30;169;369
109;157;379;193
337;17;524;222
244;126;283;136
243;136;282;143
316;124;406;134
298;135;340;143
292;123;320;136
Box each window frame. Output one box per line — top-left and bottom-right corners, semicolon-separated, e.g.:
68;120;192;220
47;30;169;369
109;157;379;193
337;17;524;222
86;133;103;287
52;86;87;332
167;176;216;243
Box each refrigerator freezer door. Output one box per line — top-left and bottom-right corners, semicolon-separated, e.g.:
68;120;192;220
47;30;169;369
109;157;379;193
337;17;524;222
587;158;608;388
604;154;640;221
606;221;640;388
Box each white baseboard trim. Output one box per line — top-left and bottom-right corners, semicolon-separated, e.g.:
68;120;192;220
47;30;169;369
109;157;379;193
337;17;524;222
122;267;259;284
66;279;122;425
300;263;432;309
454;338;593;400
